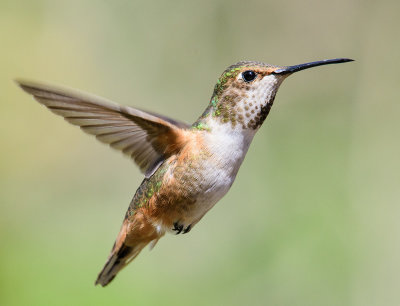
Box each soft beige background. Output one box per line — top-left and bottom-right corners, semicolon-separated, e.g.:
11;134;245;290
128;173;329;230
1;0;399;305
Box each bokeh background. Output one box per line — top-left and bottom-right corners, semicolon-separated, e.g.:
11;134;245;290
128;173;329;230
1;0;399;305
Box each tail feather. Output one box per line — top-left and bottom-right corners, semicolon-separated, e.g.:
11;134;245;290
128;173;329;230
95;242;146;287
95;213;163;286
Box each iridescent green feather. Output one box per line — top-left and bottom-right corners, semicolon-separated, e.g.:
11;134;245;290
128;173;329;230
125;164;168;217
191;65;244;129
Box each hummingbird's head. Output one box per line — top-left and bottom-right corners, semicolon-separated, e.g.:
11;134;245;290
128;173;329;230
193;58;353;131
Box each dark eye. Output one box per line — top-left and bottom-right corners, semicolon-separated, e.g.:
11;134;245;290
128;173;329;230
242;70;257;82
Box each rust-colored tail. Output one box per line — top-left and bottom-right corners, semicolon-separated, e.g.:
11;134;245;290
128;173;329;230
95;241;147;287
95;215;162;287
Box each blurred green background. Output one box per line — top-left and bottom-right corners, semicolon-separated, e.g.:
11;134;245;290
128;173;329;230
1;0;399;305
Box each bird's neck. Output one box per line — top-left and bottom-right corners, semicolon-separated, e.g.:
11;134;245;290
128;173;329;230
191;109;257;161
192;80;280;133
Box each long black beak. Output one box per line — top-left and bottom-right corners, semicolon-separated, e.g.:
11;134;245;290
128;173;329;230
273;58;354;74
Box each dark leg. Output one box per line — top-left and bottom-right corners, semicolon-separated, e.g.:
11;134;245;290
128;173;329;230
173;222;184;234
183;224;192;234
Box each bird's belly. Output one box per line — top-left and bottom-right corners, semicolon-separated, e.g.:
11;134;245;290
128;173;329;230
148;127;253;232
189;167;234;219
164;154;240;229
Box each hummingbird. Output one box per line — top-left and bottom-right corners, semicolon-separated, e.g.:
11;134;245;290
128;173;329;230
17;58;353;286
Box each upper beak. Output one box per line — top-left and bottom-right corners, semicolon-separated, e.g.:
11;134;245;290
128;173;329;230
273;58;354;75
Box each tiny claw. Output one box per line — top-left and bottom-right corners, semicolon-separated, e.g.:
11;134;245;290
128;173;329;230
183;224;192;234
173;222;183;234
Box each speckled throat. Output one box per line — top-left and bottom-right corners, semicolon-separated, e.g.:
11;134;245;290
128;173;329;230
192;61;285;131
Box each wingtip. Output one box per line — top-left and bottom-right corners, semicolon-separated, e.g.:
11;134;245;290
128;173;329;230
14;78;27;90
14;78;35;87
14;78;43;95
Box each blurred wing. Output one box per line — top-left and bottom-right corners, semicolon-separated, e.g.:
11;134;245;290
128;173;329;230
17;79;190;177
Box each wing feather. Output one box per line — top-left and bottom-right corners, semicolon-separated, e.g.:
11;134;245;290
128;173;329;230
17;79;190;177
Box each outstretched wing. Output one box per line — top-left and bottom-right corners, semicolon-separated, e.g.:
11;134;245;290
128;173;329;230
17;79;190;177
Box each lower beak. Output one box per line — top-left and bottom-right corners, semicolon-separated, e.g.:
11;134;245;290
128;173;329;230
273;58;354;75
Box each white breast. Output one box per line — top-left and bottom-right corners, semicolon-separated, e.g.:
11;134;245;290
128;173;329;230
188;120;256;222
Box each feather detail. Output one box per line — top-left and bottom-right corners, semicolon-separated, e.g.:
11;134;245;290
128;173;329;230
16;79;190;177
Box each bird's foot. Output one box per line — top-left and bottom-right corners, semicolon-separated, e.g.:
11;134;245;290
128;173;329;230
173;222;192;234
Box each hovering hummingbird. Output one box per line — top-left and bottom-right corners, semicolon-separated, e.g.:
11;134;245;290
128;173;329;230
17;58;353;286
